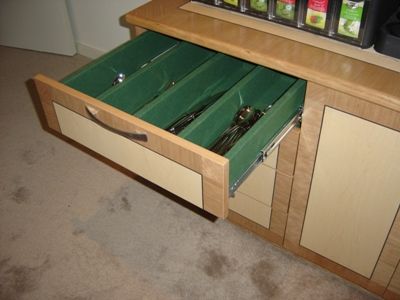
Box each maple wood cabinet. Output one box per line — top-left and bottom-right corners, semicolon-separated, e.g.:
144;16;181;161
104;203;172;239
33;0;400;298
122;2;400;297
125;1;400;297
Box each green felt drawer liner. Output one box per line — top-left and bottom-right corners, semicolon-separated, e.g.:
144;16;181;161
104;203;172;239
97;42;216;114
135;53;255;128
60;31;306;194
179;66;306;186
61;31;179;98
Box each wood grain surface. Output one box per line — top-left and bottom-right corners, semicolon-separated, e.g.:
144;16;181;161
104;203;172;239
299;106;400;278
385;263;400;298
34;74;229;218
182;2;400;73
125;0;400;112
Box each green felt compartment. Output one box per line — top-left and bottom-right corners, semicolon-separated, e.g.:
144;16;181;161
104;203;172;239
61;31;179;97
226;79;306;187
61;29;306;192
179;66;305;187
97;42;216;114
134;53;255;128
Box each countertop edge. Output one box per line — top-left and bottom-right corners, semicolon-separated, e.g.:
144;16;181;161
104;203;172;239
125;0;400;112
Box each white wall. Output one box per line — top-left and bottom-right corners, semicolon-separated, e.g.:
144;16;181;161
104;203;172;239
0;0;76;55
67;0;149;58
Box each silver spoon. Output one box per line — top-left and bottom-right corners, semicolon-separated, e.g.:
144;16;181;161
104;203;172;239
112;73;126;86
210;105;258;155
234;105;256;127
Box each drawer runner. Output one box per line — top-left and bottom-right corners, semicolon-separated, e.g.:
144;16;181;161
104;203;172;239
230;108;302;196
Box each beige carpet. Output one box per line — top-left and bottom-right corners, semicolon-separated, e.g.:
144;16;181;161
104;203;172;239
0;45;379;300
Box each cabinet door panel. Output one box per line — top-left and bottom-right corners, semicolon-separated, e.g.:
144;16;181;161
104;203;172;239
300;107;400;278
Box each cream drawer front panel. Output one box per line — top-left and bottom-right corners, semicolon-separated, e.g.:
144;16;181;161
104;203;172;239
54;103;203;208
236;163;276;206
229;192;271;228
300;107;400;278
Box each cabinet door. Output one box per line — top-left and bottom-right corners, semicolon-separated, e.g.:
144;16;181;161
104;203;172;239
385;263;400;299
300;106;400;278
285;82;400;295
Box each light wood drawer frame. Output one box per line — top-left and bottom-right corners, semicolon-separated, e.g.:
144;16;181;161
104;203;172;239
34;74;229;218
34;61;304;219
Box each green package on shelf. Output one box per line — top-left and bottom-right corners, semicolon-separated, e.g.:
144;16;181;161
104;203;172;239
275;0;296;20
224;0;239;6
338;0;364;39
250;0;268;12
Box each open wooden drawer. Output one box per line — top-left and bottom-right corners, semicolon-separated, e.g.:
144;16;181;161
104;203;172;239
34;31;305;218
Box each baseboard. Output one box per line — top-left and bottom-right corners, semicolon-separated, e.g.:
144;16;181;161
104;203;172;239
76;42;105;59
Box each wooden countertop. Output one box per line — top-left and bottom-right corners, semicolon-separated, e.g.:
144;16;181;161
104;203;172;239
125;0;400;112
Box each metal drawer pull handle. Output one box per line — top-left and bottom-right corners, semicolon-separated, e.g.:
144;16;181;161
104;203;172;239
85;106;148;142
